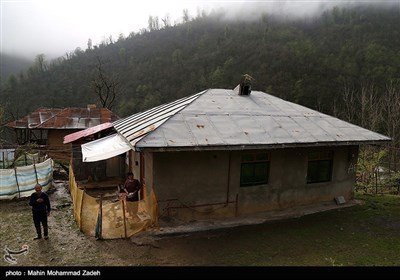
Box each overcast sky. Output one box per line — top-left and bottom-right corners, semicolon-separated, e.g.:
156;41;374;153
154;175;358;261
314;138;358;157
1;0;397;59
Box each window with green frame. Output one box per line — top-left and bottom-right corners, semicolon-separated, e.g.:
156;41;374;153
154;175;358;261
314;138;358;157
307;150;333;184
240;152;270;187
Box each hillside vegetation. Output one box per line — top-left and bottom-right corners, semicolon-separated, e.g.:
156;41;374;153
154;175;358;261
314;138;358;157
1;5;400;151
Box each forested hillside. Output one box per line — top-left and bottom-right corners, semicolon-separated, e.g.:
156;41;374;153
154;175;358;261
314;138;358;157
1;5;399;148
0;54;33;83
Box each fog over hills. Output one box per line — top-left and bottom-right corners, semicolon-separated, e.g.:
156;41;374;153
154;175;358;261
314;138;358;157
2;0;397;60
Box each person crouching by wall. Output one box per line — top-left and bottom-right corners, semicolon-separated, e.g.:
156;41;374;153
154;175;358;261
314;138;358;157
29;184;51;240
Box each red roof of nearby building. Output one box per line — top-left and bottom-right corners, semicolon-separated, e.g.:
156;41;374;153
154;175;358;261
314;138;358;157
6;106;119;130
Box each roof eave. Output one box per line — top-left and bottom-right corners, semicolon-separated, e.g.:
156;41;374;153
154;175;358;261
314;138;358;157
135;139;391;152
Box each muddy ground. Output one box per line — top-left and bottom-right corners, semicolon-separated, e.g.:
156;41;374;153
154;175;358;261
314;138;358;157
1;181;400;267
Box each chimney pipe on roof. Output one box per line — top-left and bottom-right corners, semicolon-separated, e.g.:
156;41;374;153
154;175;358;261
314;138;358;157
238;74;254;96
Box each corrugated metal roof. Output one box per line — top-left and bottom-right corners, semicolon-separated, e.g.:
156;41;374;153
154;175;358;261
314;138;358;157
63;122;114;144
113;91;204;144
6;107;119;130
114;89;391;151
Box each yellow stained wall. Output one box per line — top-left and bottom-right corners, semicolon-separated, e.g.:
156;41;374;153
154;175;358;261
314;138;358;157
47;129;76;161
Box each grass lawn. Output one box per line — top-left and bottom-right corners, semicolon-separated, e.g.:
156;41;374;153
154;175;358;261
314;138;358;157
186;192;400;266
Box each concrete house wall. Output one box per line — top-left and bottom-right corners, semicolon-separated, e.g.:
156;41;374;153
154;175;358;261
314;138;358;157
149;145;359;221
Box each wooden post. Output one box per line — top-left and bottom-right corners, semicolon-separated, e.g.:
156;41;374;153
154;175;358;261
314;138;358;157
33;158;39;184
122;199;127;239
14;168;21;198
95;195;103;240
79;191;84;229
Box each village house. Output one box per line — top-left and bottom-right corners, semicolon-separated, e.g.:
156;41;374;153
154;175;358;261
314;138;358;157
77;83;390;232
5;105;119;162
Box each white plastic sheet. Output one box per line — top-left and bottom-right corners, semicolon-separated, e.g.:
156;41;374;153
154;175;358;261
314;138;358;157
81;133;131;162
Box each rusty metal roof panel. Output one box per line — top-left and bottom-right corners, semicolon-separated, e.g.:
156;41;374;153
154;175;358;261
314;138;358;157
7;107;119;130
100;109;112;119
114;89;390;151
66;108;83;118
6;108;62;128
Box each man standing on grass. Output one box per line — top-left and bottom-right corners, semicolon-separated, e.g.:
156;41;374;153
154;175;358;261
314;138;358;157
29;184;51;240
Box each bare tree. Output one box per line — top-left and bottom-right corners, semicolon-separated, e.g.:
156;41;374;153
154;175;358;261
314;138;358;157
341;81;382;131
87;38;92;50
0;105;4;145
359;82;368;128
91;56;120;110
118;33;125;41
28;54;48;75
383;80;400;146
182;9;190;23
363;82;381;131
359;81;381;131
342;82;357;123
383;80;400;172
161;14;171;28
148;15;160;31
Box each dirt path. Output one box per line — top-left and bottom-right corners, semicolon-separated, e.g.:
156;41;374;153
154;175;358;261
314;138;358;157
0;182;225;266
1;182;159;266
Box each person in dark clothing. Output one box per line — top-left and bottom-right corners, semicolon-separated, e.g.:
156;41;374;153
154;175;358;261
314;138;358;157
29;184;51;240
123;172;141;202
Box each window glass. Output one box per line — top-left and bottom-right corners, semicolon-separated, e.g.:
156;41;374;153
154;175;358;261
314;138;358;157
240;152;270;187
307;151;333;183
